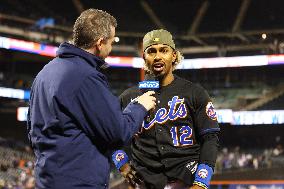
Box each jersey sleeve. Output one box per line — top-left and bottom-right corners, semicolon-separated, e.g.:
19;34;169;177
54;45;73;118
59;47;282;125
199;132;219;168
193;86;220;136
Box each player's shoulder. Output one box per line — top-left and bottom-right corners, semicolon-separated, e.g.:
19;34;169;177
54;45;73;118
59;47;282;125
175;75;192;86
175;75;205;92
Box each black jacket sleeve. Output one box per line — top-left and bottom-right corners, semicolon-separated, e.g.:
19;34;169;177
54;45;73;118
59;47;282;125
69;74;147;147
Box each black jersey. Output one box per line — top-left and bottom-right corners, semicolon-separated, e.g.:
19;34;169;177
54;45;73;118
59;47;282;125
120;75;220;188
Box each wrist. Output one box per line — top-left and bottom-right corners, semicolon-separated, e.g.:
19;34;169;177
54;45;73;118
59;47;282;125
193;164;213;189
112;150;129;170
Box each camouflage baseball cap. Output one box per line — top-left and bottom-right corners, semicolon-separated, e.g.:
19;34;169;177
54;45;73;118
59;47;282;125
143;29;175;51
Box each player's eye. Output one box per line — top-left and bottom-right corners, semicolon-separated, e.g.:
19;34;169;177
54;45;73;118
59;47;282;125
147;49;156;54
162;49;168;53
160;48;169;53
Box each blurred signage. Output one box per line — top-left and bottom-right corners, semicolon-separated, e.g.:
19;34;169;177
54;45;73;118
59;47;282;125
232;110;284;125
1;36;284;68
17;107;28;121
16;106;284;124
0;87;30;100
178;55;268;69
0;36;58;57
216;109;233;123
216;109;284;125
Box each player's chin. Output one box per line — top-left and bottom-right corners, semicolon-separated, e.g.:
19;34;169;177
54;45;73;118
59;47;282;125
152;70;165;77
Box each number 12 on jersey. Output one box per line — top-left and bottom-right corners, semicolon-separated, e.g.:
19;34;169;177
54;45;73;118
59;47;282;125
170;125;193;146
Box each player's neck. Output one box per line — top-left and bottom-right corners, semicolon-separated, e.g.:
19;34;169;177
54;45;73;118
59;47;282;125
161;73;174;86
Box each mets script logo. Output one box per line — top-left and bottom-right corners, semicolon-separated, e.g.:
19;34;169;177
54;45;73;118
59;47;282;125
143;96;188;130
139;81;159;89
206;102;217;121
115;153;125;162
198;169;208;179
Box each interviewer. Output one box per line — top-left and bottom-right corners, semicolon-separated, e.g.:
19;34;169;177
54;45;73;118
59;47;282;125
27;9;156;189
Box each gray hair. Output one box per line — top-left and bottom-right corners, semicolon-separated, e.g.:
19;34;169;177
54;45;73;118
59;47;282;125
72;9;117;49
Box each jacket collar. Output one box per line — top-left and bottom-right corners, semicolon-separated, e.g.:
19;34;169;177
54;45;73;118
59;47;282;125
56;42;109;69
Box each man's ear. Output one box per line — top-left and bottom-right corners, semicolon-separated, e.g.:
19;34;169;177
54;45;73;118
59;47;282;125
96;37;104;51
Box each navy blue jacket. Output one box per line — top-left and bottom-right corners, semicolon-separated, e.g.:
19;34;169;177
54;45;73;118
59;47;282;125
27;42;147;189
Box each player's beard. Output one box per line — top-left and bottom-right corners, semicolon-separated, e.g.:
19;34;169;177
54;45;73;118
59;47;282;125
152;64;172;80
153;72;164;81
149;68;164;80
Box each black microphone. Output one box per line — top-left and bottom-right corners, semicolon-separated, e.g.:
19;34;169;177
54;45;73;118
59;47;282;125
138;74;160;122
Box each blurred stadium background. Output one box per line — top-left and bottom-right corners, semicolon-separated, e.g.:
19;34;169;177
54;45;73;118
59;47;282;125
0;0;284;188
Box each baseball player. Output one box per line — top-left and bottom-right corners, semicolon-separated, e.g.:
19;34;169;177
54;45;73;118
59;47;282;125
113;29;220;189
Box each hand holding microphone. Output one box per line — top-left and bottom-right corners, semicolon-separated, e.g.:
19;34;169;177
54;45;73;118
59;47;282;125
136;74;160;122
135;91;156;111
136;74;160;112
